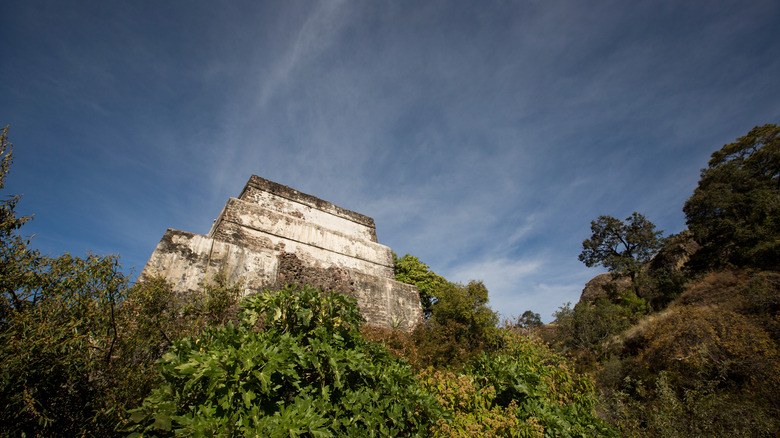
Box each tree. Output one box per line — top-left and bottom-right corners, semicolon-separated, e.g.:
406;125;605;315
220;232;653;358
393;253;449;317
683;123;780;270
1;253;132;436
0;127;128;435
0;128;125;435
0;126;30;236
389;254;502;367
0;126;40;311
515;310;543;328
393;254;499;342
431;280;500;348
578;213;664;288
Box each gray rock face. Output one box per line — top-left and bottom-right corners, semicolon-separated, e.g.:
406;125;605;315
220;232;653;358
579;273;633;302
140;175;423;330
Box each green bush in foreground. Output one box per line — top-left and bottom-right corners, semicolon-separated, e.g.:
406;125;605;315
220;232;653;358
468;333;615;437
126;285;442;437
416;333;614;437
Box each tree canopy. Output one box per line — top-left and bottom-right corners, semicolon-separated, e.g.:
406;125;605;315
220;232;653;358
578;212;664;285
392;253;448;317
683;123;780;270
0;126;39;309
430;280;500;348
393;253;500;349
515;310;543;328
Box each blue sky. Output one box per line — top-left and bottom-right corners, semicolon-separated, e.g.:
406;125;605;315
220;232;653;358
2;1;779;321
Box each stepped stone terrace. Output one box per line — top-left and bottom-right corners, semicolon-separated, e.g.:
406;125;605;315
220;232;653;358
141;175;423;330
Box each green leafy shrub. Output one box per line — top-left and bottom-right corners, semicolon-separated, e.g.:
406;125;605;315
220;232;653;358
419;369;544;437
467;333;615;437
418;333;614;437
126;284;442;437
364;319;490;371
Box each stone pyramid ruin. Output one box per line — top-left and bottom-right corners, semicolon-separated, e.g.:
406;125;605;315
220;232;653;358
140;175;423;329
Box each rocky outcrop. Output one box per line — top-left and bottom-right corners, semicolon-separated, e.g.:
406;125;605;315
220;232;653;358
580;273;633;302
579;231;700;303
649;231;700;273
140;175;423;330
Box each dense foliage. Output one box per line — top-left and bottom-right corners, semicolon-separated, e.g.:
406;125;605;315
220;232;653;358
0;261;241;437
514;310;543;329
127;284;442;437
553;289;647;357
420;332;613;437
393;254;501;358
684;123;780;270
430;280;500;349
393;253;449;317
1;253;130;435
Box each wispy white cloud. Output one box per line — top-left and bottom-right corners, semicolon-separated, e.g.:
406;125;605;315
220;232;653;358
257;0;350;108
444;253;596;322
447;257;543;291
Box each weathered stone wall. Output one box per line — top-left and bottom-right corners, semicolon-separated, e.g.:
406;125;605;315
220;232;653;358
238;183;377;242
141;175;422;329
272;252;423;330
141;229;278;294
209;198;393;277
